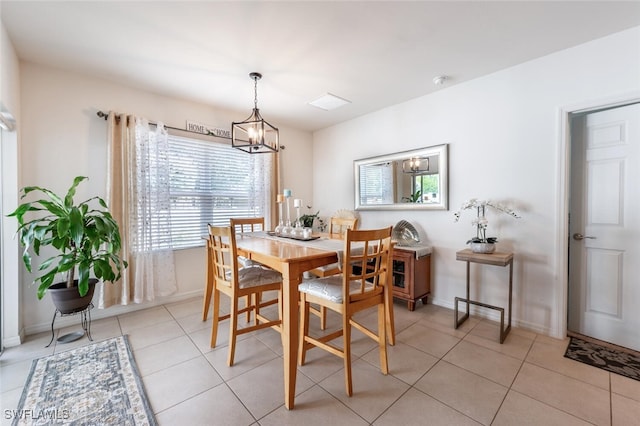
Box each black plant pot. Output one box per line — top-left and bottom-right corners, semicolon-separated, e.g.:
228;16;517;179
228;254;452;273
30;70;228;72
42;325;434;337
49;279;98;314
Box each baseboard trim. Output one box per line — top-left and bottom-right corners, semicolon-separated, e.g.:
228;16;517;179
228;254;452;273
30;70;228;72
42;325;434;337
2;328;25;348
23;289;203;337
429;296;552;337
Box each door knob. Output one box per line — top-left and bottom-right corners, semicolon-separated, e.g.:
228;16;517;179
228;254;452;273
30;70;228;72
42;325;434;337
573;233;596;241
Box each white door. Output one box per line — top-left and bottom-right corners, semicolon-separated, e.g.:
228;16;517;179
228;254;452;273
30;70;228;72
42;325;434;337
568;102;640;351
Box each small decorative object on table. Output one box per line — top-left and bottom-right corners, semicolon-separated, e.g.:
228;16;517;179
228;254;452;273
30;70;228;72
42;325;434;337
454;198;520;253
291;198;304;237
299;206;327;232
282;188;293;236
392;220;421;246
275;194;285;235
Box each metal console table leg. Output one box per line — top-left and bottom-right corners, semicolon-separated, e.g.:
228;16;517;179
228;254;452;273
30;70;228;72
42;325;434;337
454;250;514;344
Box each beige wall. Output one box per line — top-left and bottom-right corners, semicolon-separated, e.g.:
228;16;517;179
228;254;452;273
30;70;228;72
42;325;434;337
312;26;640;338
15;62;313;335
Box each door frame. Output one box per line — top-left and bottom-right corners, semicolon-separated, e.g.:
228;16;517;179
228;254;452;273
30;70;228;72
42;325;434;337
556;91;640;339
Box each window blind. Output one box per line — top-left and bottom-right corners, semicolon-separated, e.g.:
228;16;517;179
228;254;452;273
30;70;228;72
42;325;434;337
167;135;267;249
359;162;395;205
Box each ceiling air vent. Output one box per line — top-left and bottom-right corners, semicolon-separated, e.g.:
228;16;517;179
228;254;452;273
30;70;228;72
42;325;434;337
308;93;351;111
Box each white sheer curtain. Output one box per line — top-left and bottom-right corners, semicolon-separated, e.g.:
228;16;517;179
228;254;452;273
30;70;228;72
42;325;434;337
130;118;177;302
100;112;177;307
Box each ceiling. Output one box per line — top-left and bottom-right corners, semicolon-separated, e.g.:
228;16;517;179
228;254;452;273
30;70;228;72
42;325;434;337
2;1;640;132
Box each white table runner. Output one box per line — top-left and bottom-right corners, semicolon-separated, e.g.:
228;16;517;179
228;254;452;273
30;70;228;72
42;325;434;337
249;231;361;267
247;231;431;262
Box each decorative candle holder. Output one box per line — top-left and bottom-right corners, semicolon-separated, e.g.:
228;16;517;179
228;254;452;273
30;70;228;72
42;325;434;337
282;190;293;235
275;199;284;235
295;207;302;228
293;198;303;229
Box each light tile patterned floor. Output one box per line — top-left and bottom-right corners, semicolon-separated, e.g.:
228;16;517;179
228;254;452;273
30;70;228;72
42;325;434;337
2;297;640;425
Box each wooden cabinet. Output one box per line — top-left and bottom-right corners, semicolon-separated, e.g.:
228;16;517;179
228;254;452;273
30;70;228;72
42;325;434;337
392;248;431;311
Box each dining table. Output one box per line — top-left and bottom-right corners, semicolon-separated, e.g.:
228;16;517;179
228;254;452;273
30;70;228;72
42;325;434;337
232;231;395;410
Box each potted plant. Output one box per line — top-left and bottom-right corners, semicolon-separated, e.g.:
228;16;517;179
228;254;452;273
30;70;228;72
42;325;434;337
299;206;327;231
8;176;127;313
454;198;520;253
402;189;422;203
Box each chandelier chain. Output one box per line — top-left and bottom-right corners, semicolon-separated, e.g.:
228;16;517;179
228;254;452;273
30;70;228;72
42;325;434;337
254;76;258;110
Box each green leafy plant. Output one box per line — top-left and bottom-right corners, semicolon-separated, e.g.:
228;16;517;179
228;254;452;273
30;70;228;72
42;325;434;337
402;189;422;203
299;206;327;231
8;176;127;299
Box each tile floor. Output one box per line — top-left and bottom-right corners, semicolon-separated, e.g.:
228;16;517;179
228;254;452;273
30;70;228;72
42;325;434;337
2;296;639;426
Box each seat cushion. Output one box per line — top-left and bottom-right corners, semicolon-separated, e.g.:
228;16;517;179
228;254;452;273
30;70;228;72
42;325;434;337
298;276;374;303
226;266;282;289
238;255;256;268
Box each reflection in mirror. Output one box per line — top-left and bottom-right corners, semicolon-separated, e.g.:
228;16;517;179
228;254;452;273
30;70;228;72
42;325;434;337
354;144;448;210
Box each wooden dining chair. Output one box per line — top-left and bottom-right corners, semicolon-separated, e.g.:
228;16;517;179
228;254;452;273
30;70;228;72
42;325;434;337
230;217;278;322
231;216;266;273
310;217;359;278
298;226;393;396
230;216;265;234
208;224;283;366
202;217;274;322
308;216;359;329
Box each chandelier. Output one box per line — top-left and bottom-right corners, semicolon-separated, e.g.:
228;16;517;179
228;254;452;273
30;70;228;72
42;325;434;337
402;157;430;174
231;72;279;154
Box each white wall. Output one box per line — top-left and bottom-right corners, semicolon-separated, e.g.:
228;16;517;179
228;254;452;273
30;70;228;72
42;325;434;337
1;19;22;347
312;27;640;338
16;63;313;335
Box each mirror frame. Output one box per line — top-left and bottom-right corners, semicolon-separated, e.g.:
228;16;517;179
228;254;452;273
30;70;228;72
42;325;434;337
354;144;449;211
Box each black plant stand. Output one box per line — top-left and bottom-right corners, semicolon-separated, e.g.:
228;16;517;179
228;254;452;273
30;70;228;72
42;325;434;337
46;303;94;347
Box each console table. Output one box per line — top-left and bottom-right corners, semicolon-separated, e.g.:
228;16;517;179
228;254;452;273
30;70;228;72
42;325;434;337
454;249;513;343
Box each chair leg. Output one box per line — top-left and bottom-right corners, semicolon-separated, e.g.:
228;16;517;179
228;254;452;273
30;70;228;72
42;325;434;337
228;294;239;366
245;295;251;323
343;313;353;397
378;302;389;375
210;290;221;347
254;293;261;326
298;294;310;366
202;284;212;321
385;285;396;345
278;290;285;346
320;306;327;330
202;254;213;321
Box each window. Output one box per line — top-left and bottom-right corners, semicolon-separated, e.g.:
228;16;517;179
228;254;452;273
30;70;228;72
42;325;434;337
413;174;440;203
166;134;272;249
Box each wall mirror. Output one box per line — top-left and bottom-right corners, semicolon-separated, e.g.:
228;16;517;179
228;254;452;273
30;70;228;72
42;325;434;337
354;144;449;211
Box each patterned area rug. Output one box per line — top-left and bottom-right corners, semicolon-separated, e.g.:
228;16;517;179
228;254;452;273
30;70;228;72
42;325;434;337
564;336;640;382
13;335;156;425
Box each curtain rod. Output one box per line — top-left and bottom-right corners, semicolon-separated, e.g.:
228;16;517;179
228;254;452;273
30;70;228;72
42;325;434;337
96;110;285;149
96;110;231;140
